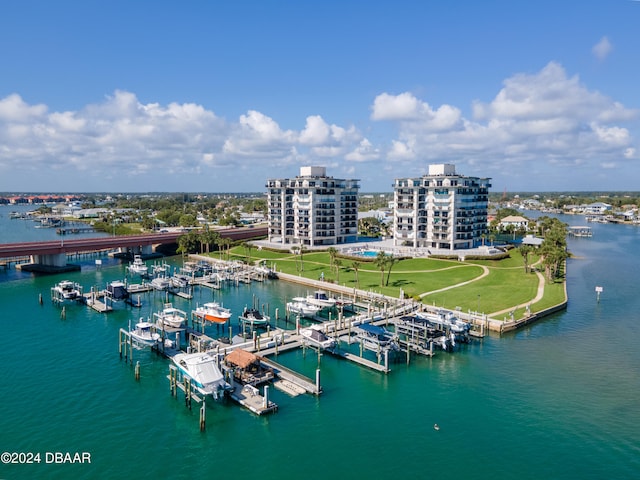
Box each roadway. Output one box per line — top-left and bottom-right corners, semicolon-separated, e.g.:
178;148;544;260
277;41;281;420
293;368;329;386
0;227;267;258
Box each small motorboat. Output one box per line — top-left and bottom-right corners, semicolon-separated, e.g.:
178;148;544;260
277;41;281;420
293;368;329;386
129;319;160;348
300;327;336;350
286;297;322;317
239;307;270;326
153;303;188;328
193;302;232;324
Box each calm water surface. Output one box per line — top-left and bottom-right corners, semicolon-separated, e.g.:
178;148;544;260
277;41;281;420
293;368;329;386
0;206;638;479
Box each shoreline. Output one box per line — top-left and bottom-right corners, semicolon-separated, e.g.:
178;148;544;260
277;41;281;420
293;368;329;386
189;253;569;333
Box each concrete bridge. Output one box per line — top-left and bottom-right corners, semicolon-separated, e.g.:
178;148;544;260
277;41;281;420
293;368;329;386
0;227;267;272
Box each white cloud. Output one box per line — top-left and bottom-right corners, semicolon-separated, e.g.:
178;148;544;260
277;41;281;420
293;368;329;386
373;62;638;182
592;36;613;61
0;60;637;192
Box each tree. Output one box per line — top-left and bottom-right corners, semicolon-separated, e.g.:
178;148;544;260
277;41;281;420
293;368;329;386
177;231;199;255
539;217;568;283
374;251;388;287
299;245;306;272
384;256;398;286
519;244;533;274
334;258;342;283
327;247;338;270
241;241;253;264
223;238;232;260
200;230;220;254
351;261;361;289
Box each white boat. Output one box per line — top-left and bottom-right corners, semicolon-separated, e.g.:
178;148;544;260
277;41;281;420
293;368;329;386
300;327;336;350
415;310;471;334
286;297;322;317
354;324;400;352
172;352;229;399
127;255;148;276
239;307;270;326
51;280;82;301
150;275;171;291
193;302;232;324
129;319;160;348
153;303;188;328
306;290;337;308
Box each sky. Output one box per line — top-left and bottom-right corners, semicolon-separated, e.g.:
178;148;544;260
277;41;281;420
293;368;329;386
0;0;639;194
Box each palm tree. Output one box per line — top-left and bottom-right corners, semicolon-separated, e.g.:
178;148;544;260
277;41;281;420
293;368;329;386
299;245;306;272
384;256;398;286
216;237;225;260
201;229;220;254
375;251;388;287
327;247;338;270
519;244;533;273
351;261;361;289
334;258;342;283
223;238;232;260
241;241;253;265
291;246;300;271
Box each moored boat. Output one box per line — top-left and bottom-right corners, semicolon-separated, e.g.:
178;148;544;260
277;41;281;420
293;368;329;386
172;352;229;399
153;303;188;328
127;255;148;276
193;302;232;324
51;280;82;301
129;319;161;348
286;297;322;317
300;327;336;350
239;307;270;326
306;289;337;309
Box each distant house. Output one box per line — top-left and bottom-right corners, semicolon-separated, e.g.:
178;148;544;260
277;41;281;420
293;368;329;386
499;215;529;230
584;202;611;215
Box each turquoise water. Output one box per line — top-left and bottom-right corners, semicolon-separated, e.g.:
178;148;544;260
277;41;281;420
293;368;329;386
0;206;639;479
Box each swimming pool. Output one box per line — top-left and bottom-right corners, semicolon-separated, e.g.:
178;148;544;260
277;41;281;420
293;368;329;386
353;250;381;258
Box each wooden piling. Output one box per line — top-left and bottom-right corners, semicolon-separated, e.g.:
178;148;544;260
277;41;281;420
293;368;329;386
135;361;140;381
199;400;206;431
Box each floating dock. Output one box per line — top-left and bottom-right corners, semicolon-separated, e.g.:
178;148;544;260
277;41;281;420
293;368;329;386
229;384;277;415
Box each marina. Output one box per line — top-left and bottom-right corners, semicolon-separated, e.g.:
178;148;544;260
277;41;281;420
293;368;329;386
0;206;639;479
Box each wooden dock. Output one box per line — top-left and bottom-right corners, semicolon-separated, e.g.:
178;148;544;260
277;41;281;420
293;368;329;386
325;348;391;373
83;292;112;313
229;384;278;415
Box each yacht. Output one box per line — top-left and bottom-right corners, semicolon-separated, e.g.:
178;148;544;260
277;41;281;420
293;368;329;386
193;302;232;324
127;255;148;276
51;280;82;301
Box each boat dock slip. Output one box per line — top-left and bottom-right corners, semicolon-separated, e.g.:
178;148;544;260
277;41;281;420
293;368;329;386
325;349;391;373
127;283;154;294
83;292;112;313
229;384;277;415
259;357;321;395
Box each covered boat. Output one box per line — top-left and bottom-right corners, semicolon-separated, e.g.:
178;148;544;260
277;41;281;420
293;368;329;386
172;352;229;399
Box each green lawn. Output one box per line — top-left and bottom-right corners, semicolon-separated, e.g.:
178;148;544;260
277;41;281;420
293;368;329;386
204;245;566;321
